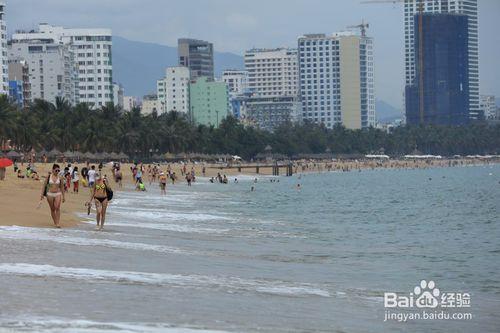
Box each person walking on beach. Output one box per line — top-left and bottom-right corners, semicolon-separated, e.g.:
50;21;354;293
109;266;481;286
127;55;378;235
87;173;111;231
114;167;123;188
40;164;66;228
87;165;96;188
159;172;167;195
71;166;79;193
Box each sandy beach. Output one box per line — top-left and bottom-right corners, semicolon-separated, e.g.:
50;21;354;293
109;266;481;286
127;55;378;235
0;158;497;229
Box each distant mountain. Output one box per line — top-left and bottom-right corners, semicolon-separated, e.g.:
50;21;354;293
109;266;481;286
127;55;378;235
112;36;244;98
376;100;403;123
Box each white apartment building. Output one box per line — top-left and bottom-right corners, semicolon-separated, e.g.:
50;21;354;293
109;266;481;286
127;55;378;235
12;23;113;108
141;94;159;115
123;96;138;112
113;83;124;108
222;69;248;94
0;2;8;95
244;48;298;98
480;95;496;120
156;66;190;114
404;0;479;119
8;39;78;105
298;33;375;129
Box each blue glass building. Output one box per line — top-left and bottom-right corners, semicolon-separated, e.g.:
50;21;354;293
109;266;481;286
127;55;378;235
406;13;469;126
9;81;24;107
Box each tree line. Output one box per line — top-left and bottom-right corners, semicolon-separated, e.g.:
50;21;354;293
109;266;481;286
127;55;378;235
1;96;499;159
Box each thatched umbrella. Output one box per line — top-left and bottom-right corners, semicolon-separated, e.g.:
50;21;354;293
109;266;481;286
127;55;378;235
84;152;96;161
109;152;120;160
38;149;49;156
63;150;75;159
93;152;105;160
152;154;162;161
101;152;111;161
6;151;22;159
118;152;129;160
47;148;61;158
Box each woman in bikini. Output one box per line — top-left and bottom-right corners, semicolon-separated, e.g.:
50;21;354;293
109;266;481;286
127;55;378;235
40;164;65;228
87;173;110;231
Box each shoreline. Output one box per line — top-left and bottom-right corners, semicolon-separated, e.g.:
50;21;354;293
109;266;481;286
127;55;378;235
0;158;498;229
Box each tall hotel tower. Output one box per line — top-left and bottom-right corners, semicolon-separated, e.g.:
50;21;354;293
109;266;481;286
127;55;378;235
404;0;479;119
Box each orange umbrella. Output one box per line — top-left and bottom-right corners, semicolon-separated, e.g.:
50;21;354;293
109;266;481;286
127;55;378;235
0;158;13;168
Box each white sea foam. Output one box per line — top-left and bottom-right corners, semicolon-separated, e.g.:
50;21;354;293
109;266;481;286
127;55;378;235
112;210;230;222
0;317;231;333
107;222;229;234
0;263;330;298
0;227;187;255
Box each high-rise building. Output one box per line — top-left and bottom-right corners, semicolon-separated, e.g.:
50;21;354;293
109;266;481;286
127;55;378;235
189;76;229;127
222;70;248;94
141;94;159;115
123;96;138;112
244;48;298;98
404;0;479;119
178;38;214;80
8;38;78;105
298;33;375;129
480;95;496;120
0;2;8;95
8;59;30;107
244;96;302;132
112;83;124;108
157;66;190;114
12;24;113;108
405;13;469;125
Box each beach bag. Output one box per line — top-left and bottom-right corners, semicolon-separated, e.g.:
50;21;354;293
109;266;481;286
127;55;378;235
106;186;113;201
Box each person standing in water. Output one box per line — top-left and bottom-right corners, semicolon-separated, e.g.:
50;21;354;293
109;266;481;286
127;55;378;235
87;173;110;231
40;164;66;228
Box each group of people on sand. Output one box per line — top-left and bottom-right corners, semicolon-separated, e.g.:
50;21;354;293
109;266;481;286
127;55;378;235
40;163;112;231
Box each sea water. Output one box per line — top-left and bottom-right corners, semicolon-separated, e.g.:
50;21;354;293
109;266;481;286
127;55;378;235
0;165;499;332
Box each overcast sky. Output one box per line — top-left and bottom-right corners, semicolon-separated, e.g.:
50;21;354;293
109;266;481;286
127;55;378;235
5;0;500;107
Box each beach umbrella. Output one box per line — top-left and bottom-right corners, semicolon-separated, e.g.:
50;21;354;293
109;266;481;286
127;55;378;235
110;152;120;160
101;152;111;161
38;149;48;156
118;152;128;160
0;158;13;168
94;152;105;160
47;148;61;158
0;157;13;167
84;152;97;160
6;151;22;158
63;150;75;158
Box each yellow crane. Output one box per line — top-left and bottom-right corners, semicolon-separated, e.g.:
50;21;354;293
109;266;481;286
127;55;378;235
361;0;426;123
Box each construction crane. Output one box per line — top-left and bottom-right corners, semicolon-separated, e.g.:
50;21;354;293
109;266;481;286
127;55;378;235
360;0;426;124
347;20;370;37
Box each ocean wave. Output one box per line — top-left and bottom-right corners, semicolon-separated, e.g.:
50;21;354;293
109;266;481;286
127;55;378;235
0;263;331;298
107;222;229;234
0;317;231;333
112;210;230;222
0;228;188;255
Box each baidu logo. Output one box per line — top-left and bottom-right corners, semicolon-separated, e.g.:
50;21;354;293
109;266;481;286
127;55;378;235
414;280;440;308
383;280;472;322
384;279;441;309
